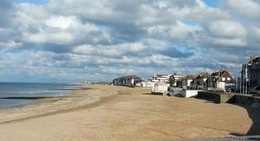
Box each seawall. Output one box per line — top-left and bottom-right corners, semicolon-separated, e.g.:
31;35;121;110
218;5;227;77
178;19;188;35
197;91;260;105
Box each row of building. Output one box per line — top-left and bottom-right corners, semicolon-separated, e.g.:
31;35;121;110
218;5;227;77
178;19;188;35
112;70;235;92
144;70;235;92
112;56;260;94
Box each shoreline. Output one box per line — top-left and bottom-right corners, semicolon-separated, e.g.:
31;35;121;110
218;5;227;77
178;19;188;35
0;84;117;124
0;84;258;141
0;83;79;110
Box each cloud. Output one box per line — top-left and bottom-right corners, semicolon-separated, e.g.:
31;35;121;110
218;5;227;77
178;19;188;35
211;38;247;47
72;43;149;58
0;0;259;82
0;0;13;27
0;40;22;48
20;14;108;45
249;26;260;42
208;20;247;38
145;21;203;41
226;0;260;21
45;16;77;30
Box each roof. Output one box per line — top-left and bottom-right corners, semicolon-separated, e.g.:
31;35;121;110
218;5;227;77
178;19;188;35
186;75;195;79
211;70;233;81
194;72;209;80
113;75;142;81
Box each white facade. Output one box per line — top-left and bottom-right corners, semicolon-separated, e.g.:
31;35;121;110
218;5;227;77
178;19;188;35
217;82;225;90
182;79;193;89
151;82;168;94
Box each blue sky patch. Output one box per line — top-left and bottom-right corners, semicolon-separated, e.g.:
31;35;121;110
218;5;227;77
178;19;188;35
12;0;48;5
203;0;220;7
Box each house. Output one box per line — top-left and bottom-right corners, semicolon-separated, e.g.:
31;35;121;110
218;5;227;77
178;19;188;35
181;75;195;89
154;73;171;84
149;73;171;94
151;79;169;94
112;75;142;87
169;74;185;87
191;72;209;89
140;73;172;88
208;70;235;91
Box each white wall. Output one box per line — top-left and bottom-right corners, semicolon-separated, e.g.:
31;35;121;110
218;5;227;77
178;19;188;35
217;82;225;90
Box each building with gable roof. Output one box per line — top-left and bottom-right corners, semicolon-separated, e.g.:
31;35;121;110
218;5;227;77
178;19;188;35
208;70;235;91
112;75;142;87
190;72;209;89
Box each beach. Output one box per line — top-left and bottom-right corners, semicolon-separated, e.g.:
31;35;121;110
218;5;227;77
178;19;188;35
0;84;258;141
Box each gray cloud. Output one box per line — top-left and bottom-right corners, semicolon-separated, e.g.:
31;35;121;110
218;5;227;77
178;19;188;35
0;0;13;27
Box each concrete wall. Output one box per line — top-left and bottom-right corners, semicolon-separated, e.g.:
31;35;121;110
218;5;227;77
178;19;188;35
234;94;260;105
197;91;260;105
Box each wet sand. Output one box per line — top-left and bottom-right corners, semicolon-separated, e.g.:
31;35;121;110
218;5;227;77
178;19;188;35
0;84;257;141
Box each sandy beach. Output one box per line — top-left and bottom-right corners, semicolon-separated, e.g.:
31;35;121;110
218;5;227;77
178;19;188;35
0;84;258;141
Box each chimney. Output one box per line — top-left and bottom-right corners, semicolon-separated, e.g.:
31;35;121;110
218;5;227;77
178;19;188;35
250;55;256;64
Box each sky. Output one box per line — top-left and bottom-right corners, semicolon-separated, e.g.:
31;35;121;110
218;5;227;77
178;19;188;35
0;0;260;83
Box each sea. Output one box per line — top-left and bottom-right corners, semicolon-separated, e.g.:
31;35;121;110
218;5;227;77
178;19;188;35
0;82;77;109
